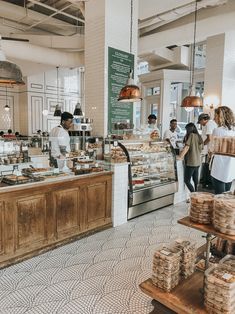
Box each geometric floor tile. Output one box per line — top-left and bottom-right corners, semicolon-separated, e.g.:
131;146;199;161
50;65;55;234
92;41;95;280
0;202;206;314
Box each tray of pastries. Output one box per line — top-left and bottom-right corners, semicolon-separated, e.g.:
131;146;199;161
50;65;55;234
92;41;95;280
1;174;31;185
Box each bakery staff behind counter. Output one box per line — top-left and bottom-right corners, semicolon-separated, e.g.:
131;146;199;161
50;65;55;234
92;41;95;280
49;111;74;167
147;114;160;140
163;119;179;153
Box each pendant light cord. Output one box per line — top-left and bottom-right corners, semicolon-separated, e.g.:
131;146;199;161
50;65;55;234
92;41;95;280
191;0;198;91
130;0;133;54
56;66;59;105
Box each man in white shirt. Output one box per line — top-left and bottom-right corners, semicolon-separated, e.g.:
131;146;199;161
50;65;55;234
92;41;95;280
163;119;179;149
198;113;217;154
49;111;73;167
197;113;217;188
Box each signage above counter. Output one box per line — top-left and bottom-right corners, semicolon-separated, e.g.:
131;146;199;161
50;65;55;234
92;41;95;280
108;47;134;133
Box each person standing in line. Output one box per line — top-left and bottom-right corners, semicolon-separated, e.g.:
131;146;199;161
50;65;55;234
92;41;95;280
197;113;217;188
163;119;179;153
211;106;235;194
49;111;73;167
178;123;203;192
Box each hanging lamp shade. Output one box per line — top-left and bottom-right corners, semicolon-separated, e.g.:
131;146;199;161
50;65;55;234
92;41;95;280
117;0;142;103
181;0;203;110
4;104;10;111
0;37;24;85
54;105;62;117
0;61;25;85
118;70;142;102
181;95;202;108
73;103;83;116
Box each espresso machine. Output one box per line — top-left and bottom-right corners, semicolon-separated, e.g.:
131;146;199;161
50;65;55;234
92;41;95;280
70;117;93;150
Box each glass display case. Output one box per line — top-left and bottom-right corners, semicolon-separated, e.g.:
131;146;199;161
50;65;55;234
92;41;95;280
105;139;178;219
0;136;109;187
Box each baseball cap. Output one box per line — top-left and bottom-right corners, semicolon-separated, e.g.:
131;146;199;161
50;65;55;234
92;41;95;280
197;113;210;123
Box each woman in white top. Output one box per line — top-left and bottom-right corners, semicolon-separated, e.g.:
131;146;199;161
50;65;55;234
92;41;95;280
211;106;235;194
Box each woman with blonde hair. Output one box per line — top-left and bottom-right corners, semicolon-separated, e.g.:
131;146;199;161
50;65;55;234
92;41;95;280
211;106;235;194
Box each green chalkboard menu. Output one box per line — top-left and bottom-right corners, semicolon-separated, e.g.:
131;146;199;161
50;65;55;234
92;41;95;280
108;47;134;133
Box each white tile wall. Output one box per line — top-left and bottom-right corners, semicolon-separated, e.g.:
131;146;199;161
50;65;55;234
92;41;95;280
85;0;138;137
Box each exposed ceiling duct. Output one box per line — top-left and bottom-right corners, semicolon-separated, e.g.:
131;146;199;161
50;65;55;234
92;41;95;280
1;39;84;68
139;0;228;36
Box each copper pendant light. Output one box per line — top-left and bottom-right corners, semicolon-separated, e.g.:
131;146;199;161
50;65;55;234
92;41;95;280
118;0;142;103
118;69;142;102
0;37;25;85
181;0;203;109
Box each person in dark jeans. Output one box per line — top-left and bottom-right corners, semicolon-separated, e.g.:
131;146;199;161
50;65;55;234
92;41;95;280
212;177;232;195
178;123;203;192
184;165;200;192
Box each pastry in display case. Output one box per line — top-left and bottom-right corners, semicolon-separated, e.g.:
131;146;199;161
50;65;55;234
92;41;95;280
105;139;178;219
0;136;109;187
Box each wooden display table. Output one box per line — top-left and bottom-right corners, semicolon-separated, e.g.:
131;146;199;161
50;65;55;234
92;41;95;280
140;216;235;313
178;216;235;242
178;216;235;270
140;271;206;314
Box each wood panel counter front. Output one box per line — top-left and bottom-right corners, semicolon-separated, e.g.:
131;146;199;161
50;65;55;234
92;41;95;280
0;172;112;268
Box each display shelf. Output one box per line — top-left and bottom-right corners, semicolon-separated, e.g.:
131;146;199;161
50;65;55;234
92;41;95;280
178;216;235;242
139;271;206;314
140;215;235;313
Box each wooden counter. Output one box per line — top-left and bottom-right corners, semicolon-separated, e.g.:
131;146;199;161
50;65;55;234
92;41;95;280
0;172;112;268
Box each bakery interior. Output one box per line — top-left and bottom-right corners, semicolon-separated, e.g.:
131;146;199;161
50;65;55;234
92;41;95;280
0;0;234;313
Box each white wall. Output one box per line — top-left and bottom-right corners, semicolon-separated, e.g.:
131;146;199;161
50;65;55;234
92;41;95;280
0;68;83;135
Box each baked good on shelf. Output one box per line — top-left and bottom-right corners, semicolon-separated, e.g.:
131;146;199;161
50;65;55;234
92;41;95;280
205;264;235;314
174;239;197;279
189;192;214;224
152;244;181;292
213;194;235;236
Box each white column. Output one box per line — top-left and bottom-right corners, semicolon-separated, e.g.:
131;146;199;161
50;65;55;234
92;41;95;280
204;32;235;113
160;79;171;137
84;0;138;136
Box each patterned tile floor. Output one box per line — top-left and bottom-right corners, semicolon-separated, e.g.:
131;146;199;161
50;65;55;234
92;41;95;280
0;203;205;314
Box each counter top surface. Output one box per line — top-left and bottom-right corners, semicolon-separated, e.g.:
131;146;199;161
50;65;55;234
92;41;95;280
0;171;113;193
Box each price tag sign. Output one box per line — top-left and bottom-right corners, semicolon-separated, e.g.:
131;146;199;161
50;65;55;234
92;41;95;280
160;249;171;256
113;141;118;147
222;273;233;280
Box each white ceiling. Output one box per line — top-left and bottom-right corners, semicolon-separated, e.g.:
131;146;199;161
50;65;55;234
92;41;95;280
0;0;232;75
0;0;228;37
